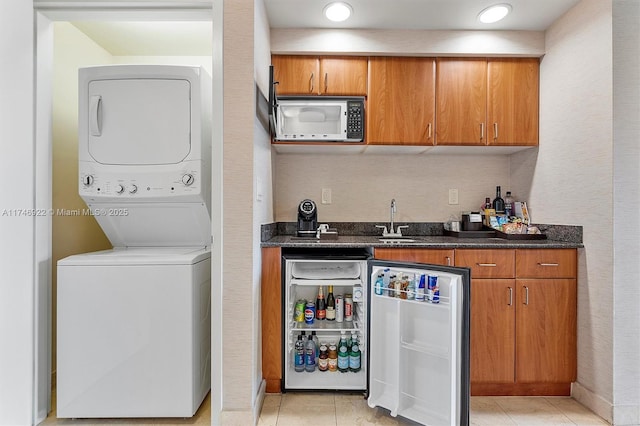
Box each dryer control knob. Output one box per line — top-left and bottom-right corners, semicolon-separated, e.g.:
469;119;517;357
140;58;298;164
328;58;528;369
115;184;125;194
129;184;138;194
182;174;195;186
82;175;94;186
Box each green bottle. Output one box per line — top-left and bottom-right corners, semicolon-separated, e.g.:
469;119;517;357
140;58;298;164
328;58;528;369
337;332;349;373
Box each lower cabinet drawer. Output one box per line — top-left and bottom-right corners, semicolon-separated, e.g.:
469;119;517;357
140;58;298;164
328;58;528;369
455;249;515;279
516;249;577;278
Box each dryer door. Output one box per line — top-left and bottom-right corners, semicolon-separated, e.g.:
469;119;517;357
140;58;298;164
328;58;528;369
87;78;191;165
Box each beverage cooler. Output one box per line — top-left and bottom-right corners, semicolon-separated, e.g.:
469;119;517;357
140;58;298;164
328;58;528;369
282;249;470;426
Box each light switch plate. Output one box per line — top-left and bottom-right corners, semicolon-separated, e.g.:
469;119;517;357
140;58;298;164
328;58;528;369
322;188;332;204
448;189;459;205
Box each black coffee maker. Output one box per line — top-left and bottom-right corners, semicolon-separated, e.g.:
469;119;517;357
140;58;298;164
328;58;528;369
297;199;318;237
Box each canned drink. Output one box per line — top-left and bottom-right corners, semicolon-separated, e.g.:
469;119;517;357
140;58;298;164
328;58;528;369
294;299;306;322
344;294;353;321
427;275;439;304
304;302;316;324
335;296;344;323
416;274;426;301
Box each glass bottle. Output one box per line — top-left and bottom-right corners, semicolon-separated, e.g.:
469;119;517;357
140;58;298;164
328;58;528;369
504;191;514;217
349;333;361;373
315;286;326;320
325;285;336;320
338;332;350;373
492;186;505;213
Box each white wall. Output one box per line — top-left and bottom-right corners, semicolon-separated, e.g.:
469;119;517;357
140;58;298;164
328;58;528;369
612;0;640;424
0;1;39;424
511;0;618;422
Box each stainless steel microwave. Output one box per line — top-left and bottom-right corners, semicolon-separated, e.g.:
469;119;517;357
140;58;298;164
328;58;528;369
271;96;365;142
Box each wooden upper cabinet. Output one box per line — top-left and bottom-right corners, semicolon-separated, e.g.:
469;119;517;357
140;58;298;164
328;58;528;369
271;55;367;96
272;55;319;95
367;57;436;145
319;56;368;95
436;58;487;145
487;58;539;146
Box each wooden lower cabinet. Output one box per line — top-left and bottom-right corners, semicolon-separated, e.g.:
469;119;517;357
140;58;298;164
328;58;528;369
373;248;454;265
515;278;577;384
460;248;577;396
261;247;282;393
470;278;516;384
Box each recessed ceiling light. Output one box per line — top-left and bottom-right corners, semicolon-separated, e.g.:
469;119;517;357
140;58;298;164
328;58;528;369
478;3;512;24
324;2;353;22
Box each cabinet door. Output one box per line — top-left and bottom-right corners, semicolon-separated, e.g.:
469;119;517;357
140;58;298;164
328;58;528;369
487;58;539;146
454;249;515;278
261;247;282;392
319;56;368;95
436;58;487;145
272;55;320;95
374;247;453;266
515;279;577;383
367;57;435;145
470;279;516;383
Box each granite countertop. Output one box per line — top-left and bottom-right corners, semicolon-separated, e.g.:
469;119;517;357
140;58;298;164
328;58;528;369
261;222;584;249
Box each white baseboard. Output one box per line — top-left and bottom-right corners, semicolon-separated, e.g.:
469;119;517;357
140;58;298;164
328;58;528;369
572;382;613;424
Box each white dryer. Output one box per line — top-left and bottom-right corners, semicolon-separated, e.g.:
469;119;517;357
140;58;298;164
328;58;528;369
57;65;212;418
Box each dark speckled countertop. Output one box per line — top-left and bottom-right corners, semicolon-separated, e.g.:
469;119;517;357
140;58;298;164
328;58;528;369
260;222;583;249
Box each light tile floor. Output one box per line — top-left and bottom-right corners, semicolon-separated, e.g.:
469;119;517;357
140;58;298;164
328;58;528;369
43;390;610;425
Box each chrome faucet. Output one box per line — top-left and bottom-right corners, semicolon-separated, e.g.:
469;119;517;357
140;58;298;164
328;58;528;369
376;198;409;237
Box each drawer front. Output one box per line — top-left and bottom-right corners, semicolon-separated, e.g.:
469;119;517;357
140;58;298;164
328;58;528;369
374;248;454;266
454;249;515;278
516;249;577;278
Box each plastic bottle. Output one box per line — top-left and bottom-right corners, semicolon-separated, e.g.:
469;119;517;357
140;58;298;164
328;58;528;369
294;334;305;372
349;334;361;372
374;273;384;295
338;332;350;373
305;335;316;372
504;191;514;217
311;331;320;364
407;274;417;300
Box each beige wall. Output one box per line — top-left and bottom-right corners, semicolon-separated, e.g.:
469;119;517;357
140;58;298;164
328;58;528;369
513;0;618;422
275;153;511;224
51;22;113;374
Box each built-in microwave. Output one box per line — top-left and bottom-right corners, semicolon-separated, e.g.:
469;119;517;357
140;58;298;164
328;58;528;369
268;66;365;143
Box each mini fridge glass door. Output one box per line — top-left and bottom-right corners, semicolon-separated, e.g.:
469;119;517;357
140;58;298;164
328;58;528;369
367;260;470;426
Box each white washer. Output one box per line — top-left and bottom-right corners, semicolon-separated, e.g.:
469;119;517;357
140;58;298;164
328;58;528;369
57;65;213;418
57;247;211;418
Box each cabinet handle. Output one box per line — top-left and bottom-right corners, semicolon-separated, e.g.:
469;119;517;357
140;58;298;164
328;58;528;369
445;256;451;266
508;287;513;306
476;263;497;267
309;72;314;93
494;123;498;140
523;286;529;305
324;72;328;93
427;123;432;139
538;262;559;267
480;123;485;140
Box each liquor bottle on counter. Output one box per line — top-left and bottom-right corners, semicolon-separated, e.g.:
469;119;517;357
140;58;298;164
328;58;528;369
325;285;336;321
315;286;326;320
294;334;305;372
504;191;514;217
492;186;505;213
349;333;361;373
305;335;316;372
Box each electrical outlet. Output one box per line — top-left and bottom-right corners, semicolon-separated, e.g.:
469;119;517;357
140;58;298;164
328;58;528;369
322;188;332;204
448;189;459;205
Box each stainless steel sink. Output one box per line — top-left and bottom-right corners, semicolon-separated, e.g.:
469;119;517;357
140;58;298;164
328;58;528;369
379;237;416;244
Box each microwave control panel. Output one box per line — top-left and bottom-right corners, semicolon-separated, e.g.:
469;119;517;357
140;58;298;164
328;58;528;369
346;100;364;141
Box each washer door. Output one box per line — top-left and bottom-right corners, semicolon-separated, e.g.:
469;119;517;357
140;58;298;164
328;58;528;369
87;78;191;165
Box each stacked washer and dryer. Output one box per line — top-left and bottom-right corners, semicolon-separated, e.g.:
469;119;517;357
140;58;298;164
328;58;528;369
57;65;212;418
